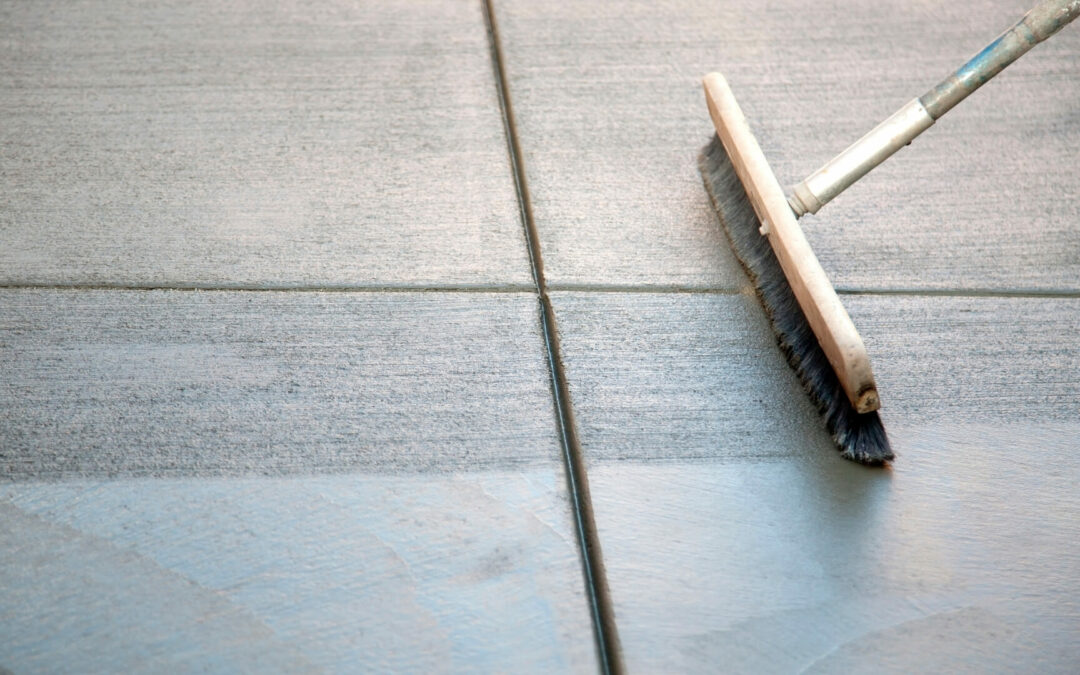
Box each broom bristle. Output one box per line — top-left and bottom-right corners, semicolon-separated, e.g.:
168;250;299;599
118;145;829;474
699;134;893;465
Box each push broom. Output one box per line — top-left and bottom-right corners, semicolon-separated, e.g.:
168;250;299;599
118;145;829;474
700;0;1079;465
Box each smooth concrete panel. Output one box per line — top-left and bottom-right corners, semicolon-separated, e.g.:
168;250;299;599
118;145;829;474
587;448;1079;674
552;291;1080;671
494;0;1080;291
1;289;559;477
0;0;529;286
0;472;598;673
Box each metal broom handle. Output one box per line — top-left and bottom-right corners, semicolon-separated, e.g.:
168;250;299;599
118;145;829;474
788;0;1080;217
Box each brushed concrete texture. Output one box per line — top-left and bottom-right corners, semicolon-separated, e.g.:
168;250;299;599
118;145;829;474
0;289;560;477
0;0;530;287
0;472;598;672
552;292;833;461
551;291;1080;671
494;0;1080;291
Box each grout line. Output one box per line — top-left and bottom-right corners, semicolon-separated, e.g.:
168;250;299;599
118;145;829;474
0;282;537;294
549;283;743;295
481;2;623;674
835;287;1080;299
2;282;1077;300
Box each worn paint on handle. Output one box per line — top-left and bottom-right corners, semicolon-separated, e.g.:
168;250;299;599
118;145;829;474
789;0;1079;216
920;0;1080;118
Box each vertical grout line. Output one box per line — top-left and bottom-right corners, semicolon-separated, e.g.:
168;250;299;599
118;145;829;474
480;2;623;673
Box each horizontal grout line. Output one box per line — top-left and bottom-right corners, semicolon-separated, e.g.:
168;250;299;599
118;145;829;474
3;282;1077;300
547;283;743;295
551;284;1080;299
835;287;1080;299
0;282;538;294
553;284;1080;299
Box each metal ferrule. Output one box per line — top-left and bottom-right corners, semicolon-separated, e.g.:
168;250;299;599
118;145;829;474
788;98;934;216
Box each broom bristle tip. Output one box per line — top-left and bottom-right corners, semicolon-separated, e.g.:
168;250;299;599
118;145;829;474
699;135;893;465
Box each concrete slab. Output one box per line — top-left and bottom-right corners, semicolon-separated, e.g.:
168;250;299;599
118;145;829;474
3;0;1077;670
0;289;560;477
0;288;601;671
0;473;598;673
0;0;529;287
587;450;1079;674
494;0;1080;291
551;291;1080;672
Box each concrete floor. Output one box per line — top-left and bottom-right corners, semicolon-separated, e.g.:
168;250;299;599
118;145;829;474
2;0;1079;672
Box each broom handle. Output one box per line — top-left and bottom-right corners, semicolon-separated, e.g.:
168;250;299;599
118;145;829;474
788;0;1080;216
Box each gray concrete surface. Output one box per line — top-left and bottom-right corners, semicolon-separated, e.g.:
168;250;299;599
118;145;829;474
2;0;1079;672
552;291;1080;671
494;0;1080;291
1;3;599;664
0;290;601;671
586;451;1079;673
1;289;559;477
487;0;1080;667
0;0;530;287
553;292;1080;462
0;472;598;672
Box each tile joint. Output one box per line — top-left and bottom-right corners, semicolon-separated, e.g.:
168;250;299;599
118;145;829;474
480;2;623;673
3;284;1075;300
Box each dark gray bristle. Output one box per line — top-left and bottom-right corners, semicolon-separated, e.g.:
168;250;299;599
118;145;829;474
699;135;893;465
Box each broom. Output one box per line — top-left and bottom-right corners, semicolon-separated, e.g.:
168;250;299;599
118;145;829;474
700;0;1079;464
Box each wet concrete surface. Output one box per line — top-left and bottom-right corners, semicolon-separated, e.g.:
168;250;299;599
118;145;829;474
1;0;608;669
1;289;602;670
0;472;597;672
490;1;1080;665
587;444;1079;673
2;0;1079;671
551;291;1080;671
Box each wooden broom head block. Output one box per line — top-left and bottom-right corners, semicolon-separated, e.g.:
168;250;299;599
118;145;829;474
702;72;880;414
